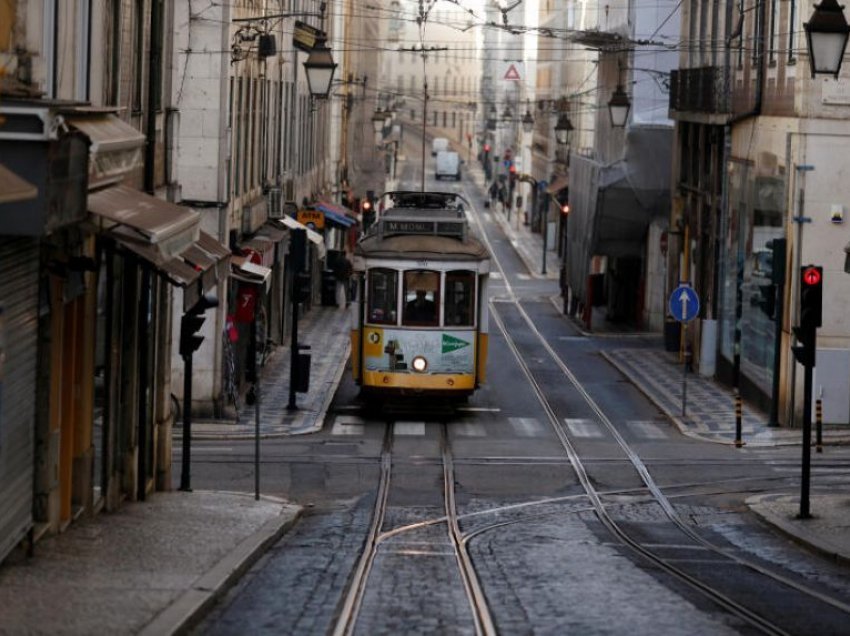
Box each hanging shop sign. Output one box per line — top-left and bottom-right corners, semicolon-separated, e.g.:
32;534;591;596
297;209;325;231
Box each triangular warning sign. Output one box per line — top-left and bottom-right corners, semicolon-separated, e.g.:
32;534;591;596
503;64;521;81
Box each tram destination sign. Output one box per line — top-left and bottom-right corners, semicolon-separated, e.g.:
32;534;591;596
382;219;464;238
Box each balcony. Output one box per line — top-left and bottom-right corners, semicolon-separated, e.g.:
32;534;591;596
669;67;730;118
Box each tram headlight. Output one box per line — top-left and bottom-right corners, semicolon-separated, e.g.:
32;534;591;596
412;356;428;373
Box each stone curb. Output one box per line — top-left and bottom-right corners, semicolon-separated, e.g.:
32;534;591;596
175;340;352;441
139;501;302;636
746;494;850;566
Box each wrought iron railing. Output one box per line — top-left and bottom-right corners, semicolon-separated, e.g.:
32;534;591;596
669;66;730;114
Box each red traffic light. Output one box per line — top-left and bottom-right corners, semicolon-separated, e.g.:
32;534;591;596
362;200;372;211
803;266;821;286
560;204;570;215
483;144;491;152
509;164;517;174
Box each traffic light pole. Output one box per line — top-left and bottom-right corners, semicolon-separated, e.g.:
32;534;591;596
768;279;784;426
800;340;814;519
288;263;300;411
180;352;193;491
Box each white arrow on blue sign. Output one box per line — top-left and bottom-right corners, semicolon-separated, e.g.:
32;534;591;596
669;284;700;322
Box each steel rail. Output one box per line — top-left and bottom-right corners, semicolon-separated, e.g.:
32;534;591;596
441;424;498;636
332;423;394;636
462;175;850;624
502;297;850;619
490;302;791;636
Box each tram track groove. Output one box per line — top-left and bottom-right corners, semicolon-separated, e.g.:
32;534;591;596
490;302;791;635
332;424;393;636
464;180;850;629
332;421;496;636
498;299;850;619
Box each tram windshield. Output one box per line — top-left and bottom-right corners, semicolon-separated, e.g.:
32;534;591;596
403;270;440;326
367;268;398;325
445;271;475;326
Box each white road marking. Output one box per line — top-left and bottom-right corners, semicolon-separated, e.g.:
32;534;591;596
490;272;503;280
565;418;603;438
192;447;234;453
625;420;668;440
454;422;486;437
456;406;501;413
395;422;426;436
331;416;365;436
510;417;544;436
516;273;531;281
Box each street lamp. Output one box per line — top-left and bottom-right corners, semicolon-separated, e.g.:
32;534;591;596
522;108;535;134
502;106;513;120
804;0;850;78
302;35;337;98
554;112;573;146
608;85;631;128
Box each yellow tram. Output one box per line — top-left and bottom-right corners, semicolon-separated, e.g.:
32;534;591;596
350;192;491;400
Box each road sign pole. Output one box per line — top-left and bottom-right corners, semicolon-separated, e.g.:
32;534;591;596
682;322;688;416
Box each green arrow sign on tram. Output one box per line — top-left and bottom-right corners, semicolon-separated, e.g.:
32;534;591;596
442;334;470;353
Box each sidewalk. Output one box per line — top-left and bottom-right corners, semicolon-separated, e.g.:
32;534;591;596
464;159;850;563
601;337;850;566
187;304;352;439
0;491;301;635
466;166;560;281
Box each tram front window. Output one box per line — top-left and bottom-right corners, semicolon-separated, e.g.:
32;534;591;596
368;268;398;324
445;271;475;326
403;270;440;326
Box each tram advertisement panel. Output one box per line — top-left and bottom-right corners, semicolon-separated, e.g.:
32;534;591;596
363;327;475;374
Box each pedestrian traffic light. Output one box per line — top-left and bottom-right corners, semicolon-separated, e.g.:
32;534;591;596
180;313;206;357
295;271;312;302
792;325;815;367
291;228;307;273
800;265;823;329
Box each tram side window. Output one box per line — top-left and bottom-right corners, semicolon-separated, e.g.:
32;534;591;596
368;269;398;324
403;270;440;326
445;271;475;326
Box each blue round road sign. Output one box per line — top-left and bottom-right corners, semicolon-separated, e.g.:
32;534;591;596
669;285;700;322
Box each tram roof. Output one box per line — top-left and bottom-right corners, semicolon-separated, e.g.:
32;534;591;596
355;232;489;261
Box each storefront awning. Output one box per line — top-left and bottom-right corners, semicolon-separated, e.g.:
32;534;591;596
65;114;145;188
230;256;272;290
546;173;569;194
240;222;288;268
0;164;37;204
110;227;230;310
316;200;357;228
88;184;200;256
273;215;327;258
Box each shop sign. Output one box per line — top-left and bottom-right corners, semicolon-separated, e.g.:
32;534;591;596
297;209;325;230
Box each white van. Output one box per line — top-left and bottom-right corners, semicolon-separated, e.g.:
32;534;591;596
431;137;449;156
435;151;461;181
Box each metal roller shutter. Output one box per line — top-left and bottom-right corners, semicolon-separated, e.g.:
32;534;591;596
0;237;39;564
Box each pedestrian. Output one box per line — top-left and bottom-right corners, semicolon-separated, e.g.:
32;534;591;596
488;181;498;208
334;255;353;309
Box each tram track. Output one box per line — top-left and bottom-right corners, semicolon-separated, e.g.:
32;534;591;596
332;422;495;636
462;181;850;633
